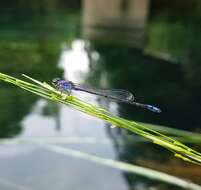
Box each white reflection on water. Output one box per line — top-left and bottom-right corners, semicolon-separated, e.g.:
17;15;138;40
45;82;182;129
0;40;128;190
20;38;116;138
0;97;127;190
58;39;90;83
20;99;108;139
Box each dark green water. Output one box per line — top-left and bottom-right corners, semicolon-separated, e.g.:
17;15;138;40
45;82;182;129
0;1;201;190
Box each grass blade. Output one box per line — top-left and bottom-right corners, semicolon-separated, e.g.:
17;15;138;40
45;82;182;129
0;72;201;165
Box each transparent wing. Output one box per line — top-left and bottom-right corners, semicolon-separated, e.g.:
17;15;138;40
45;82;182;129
73;84;134;102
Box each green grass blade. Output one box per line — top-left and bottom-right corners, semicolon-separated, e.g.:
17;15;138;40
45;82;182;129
0;72;201;165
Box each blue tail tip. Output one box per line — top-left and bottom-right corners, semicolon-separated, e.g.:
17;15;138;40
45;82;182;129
146;105;162;113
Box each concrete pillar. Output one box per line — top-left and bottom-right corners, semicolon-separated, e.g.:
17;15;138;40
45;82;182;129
82;0;150;47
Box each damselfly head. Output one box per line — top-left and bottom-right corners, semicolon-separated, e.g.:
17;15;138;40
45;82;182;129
52;78;61;86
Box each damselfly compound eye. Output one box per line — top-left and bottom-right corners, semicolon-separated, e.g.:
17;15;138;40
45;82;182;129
52;78;61;86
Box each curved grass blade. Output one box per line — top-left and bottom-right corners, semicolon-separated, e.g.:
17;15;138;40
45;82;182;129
0;72;201;165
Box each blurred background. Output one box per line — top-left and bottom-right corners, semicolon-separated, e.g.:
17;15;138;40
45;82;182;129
0;0;201;189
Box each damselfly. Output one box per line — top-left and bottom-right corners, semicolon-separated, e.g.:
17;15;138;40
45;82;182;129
52;78;162;113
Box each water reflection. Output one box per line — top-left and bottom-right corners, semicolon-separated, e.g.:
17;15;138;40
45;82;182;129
81;0;201;188
0;88;36;137
58;40;90;83
0;0;201;189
